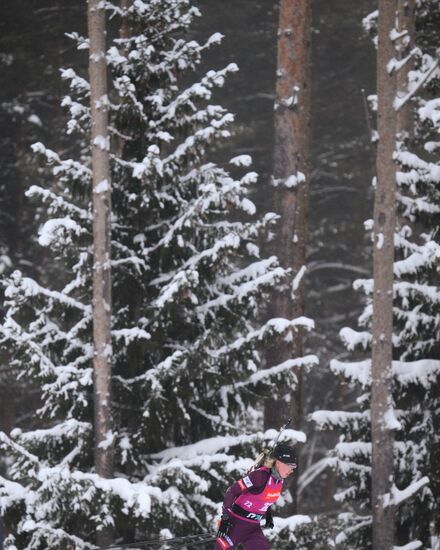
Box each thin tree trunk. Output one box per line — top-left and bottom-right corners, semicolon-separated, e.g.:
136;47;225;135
88;0;113;545
264;0;311;515
371;1;398;549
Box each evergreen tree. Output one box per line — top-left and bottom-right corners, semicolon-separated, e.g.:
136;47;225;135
0;2;317;548
312;2;440;548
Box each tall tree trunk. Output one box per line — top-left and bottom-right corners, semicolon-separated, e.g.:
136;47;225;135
264;0;311;515
88;0;113;545
371;1;398;549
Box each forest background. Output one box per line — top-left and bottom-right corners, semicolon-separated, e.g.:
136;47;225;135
0;0;438;549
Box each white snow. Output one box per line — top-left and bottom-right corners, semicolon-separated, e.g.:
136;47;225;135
312;410;369;430
272;514;312;531
272;172;306;188
376;232;384;249
384;477;430;507
93;135;110;151
384;407;402;430
38;217;83;247
292;265;306;294
94;179;110;193
340;327;371;350
205;32;224;47
112;327;151;344
28;114;42;126
393;541;422;550
229;154;252;167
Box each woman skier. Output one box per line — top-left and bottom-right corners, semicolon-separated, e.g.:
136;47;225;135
214;443;297;550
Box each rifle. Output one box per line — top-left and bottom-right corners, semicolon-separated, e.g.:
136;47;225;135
247;417;293;473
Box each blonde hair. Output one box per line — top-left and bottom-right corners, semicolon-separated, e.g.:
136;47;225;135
263;456;276;468
248;448;275;473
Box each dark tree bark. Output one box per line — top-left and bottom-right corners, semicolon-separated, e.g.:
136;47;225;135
88;0;113;545
371;1;398;548
264;0;312;515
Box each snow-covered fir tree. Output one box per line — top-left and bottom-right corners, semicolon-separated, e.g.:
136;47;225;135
312;2;440;548
0;1;317;548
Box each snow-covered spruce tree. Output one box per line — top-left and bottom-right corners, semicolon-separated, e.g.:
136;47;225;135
312;3;440;549
389;1;440;544
0;1;317;548
105;0;316;544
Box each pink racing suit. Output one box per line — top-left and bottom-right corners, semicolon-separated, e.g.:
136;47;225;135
214;467;283;550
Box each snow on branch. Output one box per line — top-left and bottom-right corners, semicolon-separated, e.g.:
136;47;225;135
270;515;312;536
0;475;28;509
330;358;371;388
245;355;318;384
331;357;440;389
60;68;90;94
68;469;163;516
210;316;314;358
335;514;372;545
31;142;92;183
11;419;91;444
197;266;286;316
112;327;151;345
26;185;90;220
20;520;96;550
38;217;85;247
419;97;440;127
340;327;371;351
216;355;318;397
311;410;369;430
217;257;280;286
394;359;440;388
395;59;440;112
114;349;185;387
155;64;238;127
5;271;90;313
0;431;40;466
335;441;372;460
384;477;430;507
393;542;422;550
150;428;306;464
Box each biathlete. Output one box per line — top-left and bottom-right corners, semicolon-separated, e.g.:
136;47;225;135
214;443;298;550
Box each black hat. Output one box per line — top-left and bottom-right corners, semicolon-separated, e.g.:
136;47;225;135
272;443;297;466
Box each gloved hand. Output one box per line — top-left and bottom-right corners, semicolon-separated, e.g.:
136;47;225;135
264;509;274;529
216;513;231;538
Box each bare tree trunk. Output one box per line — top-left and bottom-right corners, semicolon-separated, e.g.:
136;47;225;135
371;1;398;549
264;0;311;515
88;0;113;546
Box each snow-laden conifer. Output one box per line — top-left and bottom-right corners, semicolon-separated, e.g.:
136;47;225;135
312;3;440;548
0;2;317;548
